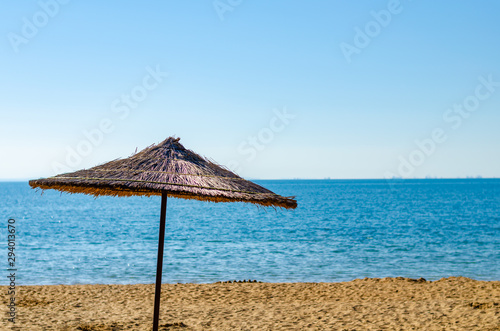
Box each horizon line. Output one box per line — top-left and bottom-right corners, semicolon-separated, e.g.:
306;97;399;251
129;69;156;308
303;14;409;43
1;177;499;182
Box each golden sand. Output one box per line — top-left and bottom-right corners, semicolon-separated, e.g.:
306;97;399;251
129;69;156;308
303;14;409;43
2;277;499;330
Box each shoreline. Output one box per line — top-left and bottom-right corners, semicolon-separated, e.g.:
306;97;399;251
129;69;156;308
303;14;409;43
2;277;499;330
9;275;499;287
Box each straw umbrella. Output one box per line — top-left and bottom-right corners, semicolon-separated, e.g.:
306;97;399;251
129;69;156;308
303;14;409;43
29;136;297;330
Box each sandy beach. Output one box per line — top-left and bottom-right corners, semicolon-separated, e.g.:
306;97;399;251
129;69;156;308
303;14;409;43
1;277;499;330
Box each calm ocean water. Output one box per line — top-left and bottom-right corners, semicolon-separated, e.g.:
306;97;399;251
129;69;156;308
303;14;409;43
1;179;499;285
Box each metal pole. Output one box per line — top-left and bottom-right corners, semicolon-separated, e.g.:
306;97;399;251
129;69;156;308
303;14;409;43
153;192;167;331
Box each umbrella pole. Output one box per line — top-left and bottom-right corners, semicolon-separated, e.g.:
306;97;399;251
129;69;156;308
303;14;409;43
153;192;167;331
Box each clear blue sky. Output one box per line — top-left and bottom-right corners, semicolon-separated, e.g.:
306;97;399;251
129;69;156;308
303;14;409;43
1;1;499;180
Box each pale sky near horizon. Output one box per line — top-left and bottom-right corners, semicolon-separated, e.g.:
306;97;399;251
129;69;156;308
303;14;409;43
1;1;499;180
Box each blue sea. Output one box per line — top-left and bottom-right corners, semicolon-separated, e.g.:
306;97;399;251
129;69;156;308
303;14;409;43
1;179;499;285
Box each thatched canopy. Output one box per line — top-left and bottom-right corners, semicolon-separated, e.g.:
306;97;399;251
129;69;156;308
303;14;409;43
29;137;297;209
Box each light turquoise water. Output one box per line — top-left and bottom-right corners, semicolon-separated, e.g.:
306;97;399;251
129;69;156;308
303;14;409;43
1;179;499;285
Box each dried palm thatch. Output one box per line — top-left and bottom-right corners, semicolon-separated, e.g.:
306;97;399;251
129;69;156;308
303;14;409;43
29;137;297;209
